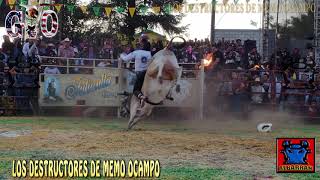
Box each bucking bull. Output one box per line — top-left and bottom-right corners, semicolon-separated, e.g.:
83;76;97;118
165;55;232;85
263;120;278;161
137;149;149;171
127;37;186;130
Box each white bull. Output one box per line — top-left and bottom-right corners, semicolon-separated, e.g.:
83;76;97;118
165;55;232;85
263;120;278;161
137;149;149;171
128;38;184;129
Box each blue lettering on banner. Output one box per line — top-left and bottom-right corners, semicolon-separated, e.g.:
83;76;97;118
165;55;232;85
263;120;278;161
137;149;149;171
65;74;112;100
101;91;117;98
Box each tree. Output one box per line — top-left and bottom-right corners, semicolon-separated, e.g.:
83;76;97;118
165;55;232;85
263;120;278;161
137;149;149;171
1;0;187;44
286;11;314;39
58;0;87;41
0;2;11;27
269;0;314;40
77;0;187;43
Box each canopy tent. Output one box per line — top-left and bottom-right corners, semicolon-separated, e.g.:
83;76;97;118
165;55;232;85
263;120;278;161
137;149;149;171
117;30;167;48
134;30;167;43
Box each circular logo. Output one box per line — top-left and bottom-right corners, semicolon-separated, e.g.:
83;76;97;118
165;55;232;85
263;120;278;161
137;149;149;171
65;85;77;100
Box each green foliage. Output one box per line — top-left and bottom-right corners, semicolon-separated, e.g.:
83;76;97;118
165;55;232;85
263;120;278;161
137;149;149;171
270;10;314;40
0;0;185;43
0;2;11;27
58;0;187;43
58;0;87;41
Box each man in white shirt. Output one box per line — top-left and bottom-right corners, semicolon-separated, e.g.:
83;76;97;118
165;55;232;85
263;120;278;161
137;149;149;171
22;39;39;61
120;39;152;103
251;77;265;104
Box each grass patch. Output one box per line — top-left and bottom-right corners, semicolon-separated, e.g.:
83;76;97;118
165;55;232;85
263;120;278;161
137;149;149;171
279;167;320;180
0;119;34;124
160;166;248;180
0;159;11;179
0;150;68;179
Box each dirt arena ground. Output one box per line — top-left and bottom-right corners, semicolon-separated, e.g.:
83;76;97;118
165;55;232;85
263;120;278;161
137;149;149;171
0;115;319;179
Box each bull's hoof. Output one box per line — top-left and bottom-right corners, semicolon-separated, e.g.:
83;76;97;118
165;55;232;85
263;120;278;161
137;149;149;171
158;76;163;84
166;97;174;101
128;121;135;130
176;84;181;93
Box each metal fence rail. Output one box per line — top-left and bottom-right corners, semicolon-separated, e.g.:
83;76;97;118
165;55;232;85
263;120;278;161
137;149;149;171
204;68;320;118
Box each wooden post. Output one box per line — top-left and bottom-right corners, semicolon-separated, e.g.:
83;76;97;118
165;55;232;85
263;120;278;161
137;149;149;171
199;59;205;120
117;58;123;118
271;70;277;112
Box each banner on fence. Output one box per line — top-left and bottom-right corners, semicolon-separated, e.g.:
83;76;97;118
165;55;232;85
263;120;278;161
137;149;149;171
39;69;121;107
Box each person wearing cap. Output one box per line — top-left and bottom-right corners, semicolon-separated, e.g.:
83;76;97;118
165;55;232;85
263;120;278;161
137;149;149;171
45;43;57;57
248;47;261;69
250;77;265;104
58;38;75;58
119;37;152;104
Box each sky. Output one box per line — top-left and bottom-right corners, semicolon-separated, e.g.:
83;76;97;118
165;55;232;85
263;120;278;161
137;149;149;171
0;0;305;43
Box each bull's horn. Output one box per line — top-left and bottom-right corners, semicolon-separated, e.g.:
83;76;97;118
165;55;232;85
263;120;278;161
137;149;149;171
166;36;186;50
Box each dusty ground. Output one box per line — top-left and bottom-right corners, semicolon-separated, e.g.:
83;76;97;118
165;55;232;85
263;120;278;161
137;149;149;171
0;116;319;179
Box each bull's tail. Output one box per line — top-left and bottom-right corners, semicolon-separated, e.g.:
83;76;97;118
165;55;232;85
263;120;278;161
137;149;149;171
166;37;187;50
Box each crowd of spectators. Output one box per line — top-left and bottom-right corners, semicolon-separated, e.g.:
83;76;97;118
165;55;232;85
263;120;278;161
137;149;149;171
199;38;320;117
0;34;320;116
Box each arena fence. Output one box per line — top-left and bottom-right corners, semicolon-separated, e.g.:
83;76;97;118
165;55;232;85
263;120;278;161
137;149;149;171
38;56;205;118
2;58;319;119
204;68;320;119
0;72;38;116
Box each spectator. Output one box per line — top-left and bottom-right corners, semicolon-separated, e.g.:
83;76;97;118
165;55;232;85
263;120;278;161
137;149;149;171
46;43;57;57
308;100;318;117
306;54;316;70
236;39;242;47
73;46;89;73
230;71;247;112
151;39;164;56
117;45;133;68
99;39;114;59
182;45;197;63
261;73;271;102
44;65;61;74
0;48;8;66
224;51;237;69
247;47;261;69
0;59;4;72
38;41;47;56
210;45;225;71
250;77;265;104
216;72;232;111
291;48;301;65
22;39;40;64
22;38;39;62
88;44;95;59
58;38;75;58
11;38;22;63
2;35;14;57
279;48;292;70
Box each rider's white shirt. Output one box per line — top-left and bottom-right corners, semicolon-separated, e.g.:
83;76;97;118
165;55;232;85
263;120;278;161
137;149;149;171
120;50;152;72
